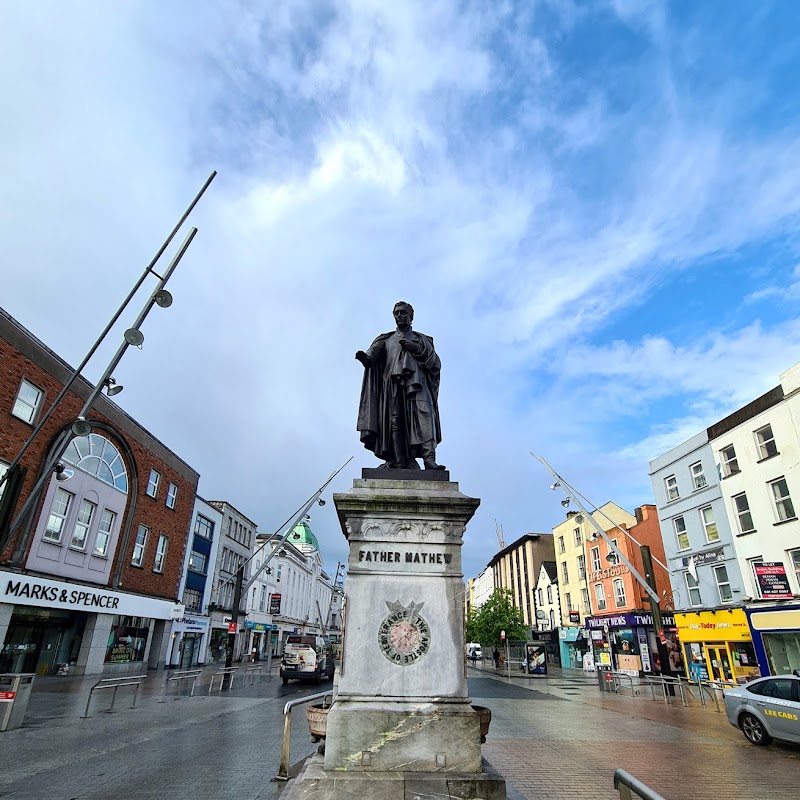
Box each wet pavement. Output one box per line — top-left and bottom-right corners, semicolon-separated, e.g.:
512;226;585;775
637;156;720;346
0;663;798;799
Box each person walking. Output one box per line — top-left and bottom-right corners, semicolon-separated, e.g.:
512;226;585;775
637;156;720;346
493;647;500;669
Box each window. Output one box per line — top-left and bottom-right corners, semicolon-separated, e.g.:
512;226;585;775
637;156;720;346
546;585;552;603
613;578;626;607
188;550;208;574
590;546;601;573
733;493;755;533
70;498;96;550
154;534;168;572
12;379;43;424
63;433;128;492
549;609;555;629
690;461;707;490
94;509;116;556
700;506;719;543
183;587;202;611
132;524;149;566
538;588;543;605
685;572;702;606
561;562;569;583
665;474;679;501
194;514;214;540
747;679;794;701
146;470;161;498
44;488;73;543
581;588;590;614
166;482;178;509
674;516;689;550
721;445;739;477
755;425;778;460
105;616;149;663
573;527;582;546
791;550;800;590
0;461;9;504
565;592;572;611
577;553;586;579
558;536;565;554
714;564;733;603
769;477;795;522
594;583;607;611
259;585;267;611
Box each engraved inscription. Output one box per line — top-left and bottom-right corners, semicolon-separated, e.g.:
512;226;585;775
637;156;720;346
377;600;431;666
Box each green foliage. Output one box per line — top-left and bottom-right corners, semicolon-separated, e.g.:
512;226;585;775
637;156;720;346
467;588;527;645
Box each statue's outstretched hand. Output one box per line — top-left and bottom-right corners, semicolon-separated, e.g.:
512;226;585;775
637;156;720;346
355;350;372;367
399;338;422;356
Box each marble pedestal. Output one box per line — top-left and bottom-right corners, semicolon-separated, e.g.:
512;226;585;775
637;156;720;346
282;472;505;800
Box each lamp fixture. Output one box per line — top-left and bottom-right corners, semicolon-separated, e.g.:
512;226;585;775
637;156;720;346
104;377;123;397
317;498;326;506
589;532;599;542
606;552;619;565
71;417;92;437
549;482;560;491
54;463;74;482
124;328;144;347
575;514;584;524
154;289;173;308
560;498;570;508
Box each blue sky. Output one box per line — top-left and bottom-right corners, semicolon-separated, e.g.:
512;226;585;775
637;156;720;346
2;1;800;581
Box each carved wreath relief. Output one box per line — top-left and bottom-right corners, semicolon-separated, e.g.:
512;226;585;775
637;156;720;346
377;600;431;666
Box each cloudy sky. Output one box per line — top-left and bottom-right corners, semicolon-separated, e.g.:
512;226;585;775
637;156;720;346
3;1;800;581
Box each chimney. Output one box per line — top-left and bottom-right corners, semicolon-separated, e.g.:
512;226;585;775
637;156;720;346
635;507;644;524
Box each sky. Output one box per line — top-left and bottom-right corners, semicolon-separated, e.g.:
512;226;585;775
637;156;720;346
3;1;800;582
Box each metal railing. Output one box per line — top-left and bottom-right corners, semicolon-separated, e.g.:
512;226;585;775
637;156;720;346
159;669;202;703
208;667;239;693
610;671;640;696
614;769;669;800
643;675;689;706
81;675;147;718
276;690;333;781
244;665;263;685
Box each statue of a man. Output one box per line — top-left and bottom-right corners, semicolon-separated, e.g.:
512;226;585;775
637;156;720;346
356;301;445;470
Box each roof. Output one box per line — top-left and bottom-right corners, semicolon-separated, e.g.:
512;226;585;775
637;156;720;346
487;532;552;568
541;561;558;583
288;520;320;551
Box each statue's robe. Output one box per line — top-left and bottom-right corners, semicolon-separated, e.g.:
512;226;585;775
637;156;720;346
357;329;442;463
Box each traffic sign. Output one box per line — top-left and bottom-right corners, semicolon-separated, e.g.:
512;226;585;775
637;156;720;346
500;629;506;641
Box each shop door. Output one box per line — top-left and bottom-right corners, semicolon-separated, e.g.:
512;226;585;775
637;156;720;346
708;646;733;682
180;635;198;668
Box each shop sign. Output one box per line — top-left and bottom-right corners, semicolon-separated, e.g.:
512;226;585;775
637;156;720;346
568;611;580;623
588;564;629;582
693;547;725;567
747;607;800;632
590;630;604;640
0;691;16;701
171;616;209;633
269;594;282;614
585;612;676;629
244;621;271;632
754;563;793;600
228;622;238;634
674;609;751;642
0;569;179;619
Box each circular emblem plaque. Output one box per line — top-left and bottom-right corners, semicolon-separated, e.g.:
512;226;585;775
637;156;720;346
378;600;431;666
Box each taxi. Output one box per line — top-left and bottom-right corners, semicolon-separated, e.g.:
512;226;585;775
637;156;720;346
723;674;800;746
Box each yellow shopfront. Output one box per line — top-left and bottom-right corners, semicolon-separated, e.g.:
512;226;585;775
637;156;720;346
675;608;759;683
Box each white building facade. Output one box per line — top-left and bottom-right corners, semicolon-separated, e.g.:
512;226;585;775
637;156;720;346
534;562;560;633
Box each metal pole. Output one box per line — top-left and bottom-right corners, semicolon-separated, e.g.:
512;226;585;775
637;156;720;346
641;545;674;694
6;230;198;555
506;639;511;679
225;565;245;678
0;173;216;501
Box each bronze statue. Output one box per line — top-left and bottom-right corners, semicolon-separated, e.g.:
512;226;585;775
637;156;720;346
356;302;445;470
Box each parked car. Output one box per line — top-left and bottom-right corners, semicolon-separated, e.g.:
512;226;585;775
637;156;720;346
280;635;335;684
723;675;800;746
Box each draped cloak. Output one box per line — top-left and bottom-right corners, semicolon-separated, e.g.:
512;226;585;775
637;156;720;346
357;329;442;463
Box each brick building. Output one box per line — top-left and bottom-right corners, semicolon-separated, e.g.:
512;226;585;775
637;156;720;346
0;307;199;675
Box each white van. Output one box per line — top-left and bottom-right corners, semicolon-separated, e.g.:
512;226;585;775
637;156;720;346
280;635;335;684
466;643;482;660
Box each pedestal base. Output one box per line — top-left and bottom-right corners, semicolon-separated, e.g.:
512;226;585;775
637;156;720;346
282;752;506;800
324;700;481;772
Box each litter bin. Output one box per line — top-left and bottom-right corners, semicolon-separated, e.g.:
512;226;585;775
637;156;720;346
596;665;614;693
0;673;36;731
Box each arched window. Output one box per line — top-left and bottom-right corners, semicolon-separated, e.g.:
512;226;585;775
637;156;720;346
63;434;128;493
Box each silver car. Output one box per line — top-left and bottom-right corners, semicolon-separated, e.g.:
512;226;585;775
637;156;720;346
723;675;800;746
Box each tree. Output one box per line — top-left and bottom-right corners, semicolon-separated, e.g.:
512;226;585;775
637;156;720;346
467;588;527;645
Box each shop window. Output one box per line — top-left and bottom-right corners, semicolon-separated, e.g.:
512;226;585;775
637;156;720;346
146;469;161;498
769;477;796;522
673;516;689;550
166;482;178;509
684;572;702;606
720;445;739;477
665;474;679;501
594;583;607;611
754;424;778;460
590;547;601;572
690;461;707;490
105;616;149;663
613;578;626;608
70;498;96;550
63;433;128;493
153;534;169;573
94;509;116;556
11;379;43;424
44;487;73;543
182;588;202;611
194;514;214;540
131;524;149;566
713;565;733;603
732;493;755;533
700;506;719;543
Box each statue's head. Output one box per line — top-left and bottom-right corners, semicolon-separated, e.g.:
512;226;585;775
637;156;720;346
393;301;414;325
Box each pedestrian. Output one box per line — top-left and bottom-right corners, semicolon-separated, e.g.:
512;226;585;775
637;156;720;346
493;647;500;669
470;648;478;666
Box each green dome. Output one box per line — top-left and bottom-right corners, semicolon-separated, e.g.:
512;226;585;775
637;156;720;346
289;520;320;551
